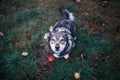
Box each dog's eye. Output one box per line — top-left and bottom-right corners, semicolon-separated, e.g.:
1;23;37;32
51;39;55;41
61;39;64;41
60;39;65;44
50;39;55;44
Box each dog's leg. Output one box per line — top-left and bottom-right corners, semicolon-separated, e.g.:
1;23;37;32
64;54;69;59
53;54;60;58
72;43;75;47
74;37;77;40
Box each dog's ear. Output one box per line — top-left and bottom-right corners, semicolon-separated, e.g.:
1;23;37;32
49;26;53;32
44;33;50;40
67;34;73;40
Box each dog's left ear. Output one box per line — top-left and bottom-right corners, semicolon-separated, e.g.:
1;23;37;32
44;33;50;40
67;34;73;40
49;26;53;32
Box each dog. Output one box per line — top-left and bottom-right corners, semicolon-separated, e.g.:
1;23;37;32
44;9;77;59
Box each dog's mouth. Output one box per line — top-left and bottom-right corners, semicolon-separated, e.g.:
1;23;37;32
55;46;60;51
55;49;59;51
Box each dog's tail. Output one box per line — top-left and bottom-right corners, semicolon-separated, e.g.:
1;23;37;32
59;8;74;21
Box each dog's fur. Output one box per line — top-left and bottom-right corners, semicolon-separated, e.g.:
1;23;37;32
44;9;77;59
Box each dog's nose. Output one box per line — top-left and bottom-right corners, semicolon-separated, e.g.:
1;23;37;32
55;44;59;51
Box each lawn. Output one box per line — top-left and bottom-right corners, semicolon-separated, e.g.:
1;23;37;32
0;0;120;80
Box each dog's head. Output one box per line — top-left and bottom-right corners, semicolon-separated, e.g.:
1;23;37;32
44;32;73;54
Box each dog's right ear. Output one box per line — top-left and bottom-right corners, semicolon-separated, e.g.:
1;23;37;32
44;33;50;40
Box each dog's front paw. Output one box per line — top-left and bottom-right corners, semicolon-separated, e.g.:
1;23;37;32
53;54;60;58
64;54;69;59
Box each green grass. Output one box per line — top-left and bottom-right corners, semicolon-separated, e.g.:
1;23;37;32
0;0;120;80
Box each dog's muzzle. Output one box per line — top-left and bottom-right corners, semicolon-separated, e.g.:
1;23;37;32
55;44;60;51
